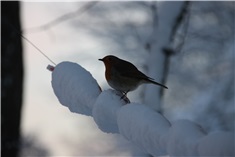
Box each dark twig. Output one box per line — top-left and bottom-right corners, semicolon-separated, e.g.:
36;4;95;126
170;1;190;44
144;2;158;53
160;2;190;98
160;48;174;97
175;2;191;54
24;2;98;34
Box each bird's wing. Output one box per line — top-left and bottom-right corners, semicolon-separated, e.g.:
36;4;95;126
115;60;150;80
116;60;168;89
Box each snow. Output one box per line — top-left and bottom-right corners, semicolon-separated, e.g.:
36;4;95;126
167;120;206;156
51;61;234;157
144;1;185;111
198;131;235;156
92;89;127;133
117;103;171;156
51;61;101;116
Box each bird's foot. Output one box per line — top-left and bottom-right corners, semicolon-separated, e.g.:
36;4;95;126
120;91;130;104
114;90;130;104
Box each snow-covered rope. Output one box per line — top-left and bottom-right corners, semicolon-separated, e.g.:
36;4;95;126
49;62;234;156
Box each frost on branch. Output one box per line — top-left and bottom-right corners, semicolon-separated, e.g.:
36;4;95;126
50;62;234;156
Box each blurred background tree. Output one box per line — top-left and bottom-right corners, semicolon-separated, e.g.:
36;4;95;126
2;2;23;157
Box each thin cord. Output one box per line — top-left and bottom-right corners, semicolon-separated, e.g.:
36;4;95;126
4;18;57;66
20;34;57;66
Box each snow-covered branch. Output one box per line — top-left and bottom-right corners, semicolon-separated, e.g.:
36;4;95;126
51;61;101;116
49;61;234;157
144;1;186;111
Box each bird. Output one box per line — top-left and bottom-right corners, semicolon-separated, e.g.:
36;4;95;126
99;55;168;97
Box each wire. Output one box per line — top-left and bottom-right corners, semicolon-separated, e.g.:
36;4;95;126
20;34;57;66
4;18;57;66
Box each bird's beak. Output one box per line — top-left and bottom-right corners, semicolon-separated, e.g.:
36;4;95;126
98;58;103;61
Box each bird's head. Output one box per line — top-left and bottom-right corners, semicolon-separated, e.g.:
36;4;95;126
99;55;119;68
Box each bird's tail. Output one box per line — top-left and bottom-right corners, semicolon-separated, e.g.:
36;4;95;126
146;78;168;89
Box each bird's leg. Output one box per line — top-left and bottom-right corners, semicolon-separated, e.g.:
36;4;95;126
114;91;130;104
121;90;130;100
121;91;127;99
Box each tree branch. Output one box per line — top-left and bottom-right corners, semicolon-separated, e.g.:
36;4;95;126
159;1;191;98
50;61;235;157
24;1;98;33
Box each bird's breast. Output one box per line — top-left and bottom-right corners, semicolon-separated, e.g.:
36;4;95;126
105;66;112;81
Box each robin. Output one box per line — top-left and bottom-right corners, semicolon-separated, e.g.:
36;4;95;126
99;55;168;97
